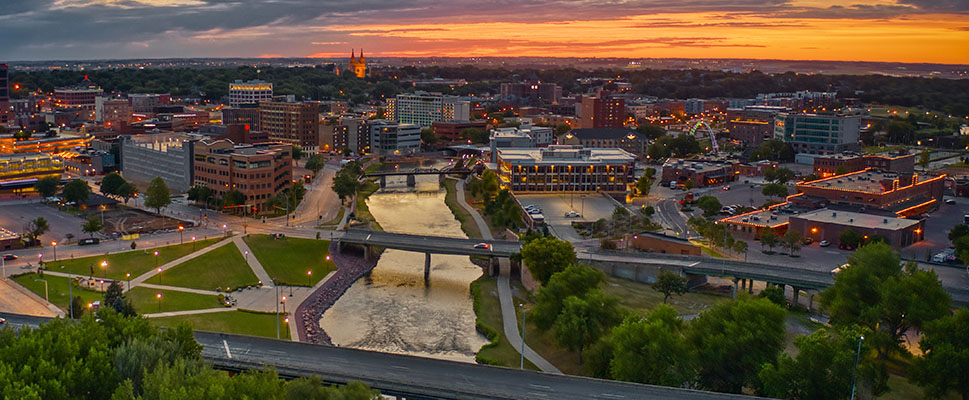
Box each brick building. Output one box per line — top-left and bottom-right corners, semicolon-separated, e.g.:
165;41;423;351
812;152;915;177
193;140;293;211
556;128;647;158
726;119;772;147
431;120;488;143
259;101;320;152
579;96;625;129
792;168;945;217
788;209;924;248
630;231;701;255
661;159;737;188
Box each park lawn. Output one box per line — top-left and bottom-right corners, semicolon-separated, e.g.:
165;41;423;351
443;179;482;239
471;276;538;370
149;310;290;340
243;234;334;286
126;286;222;314
51;238;222;281
162;243;259;291
600;275;726;316
12;272;102;313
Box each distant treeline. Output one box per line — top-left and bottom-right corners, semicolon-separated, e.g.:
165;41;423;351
9;65;969;115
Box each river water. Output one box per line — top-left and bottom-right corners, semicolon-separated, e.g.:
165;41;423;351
319;176;488;362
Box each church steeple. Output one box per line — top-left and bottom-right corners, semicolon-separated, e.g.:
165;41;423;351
359;49;365;62
350;49;356;63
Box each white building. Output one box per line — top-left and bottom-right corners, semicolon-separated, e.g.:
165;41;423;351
229;80;273;107
386;92;470;127
369;120;421;155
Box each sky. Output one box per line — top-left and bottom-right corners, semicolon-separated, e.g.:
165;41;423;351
1;0;967;64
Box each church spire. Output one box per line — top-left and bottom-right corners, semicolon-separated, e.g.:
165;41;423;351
350;49;356;63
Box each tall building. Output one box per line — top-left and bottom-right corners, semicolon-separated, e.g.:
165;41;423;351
0;63;8;125
495;145;636;197
119;133;197;193
579;96;625;129
193;140;293;211
500;81;562;105
222;106;261;131
369;120;420;155
773;112;860;155
386;92;470;127
259;101;320;152
96;97;132;127
348;49;367;79
53;76;103;110
229;80;273;107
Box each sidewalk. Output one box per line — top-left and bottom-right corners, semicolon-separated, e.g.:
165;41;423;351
142;307;235;318
232;235;274;287
453;177;560;373
127;237;234;289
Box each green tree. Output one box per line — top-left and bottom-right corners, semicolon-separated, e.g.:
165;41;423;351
783;229;803;256
100;172;127;198
910;309;969;400
70;295;85;319
222;190;246;209
750;139;795;162
82;216;103;238
760;229;778;253
918;149;931;168
552;290;622;364
331;170;360;201
839;228;863;249
62;179;91;205
761;183;788;199
186;185;212;206
763;167;794;184
684;179;695;190
635;123;667;140
21;217;50;246
733;240;748;261
695;195;722;217
757;328;868;400
531;264;604;330
420;128;439;148
117;183;137;205
521;236;576;286
34;176;60;199
758;285;786;307
651;270;687;304
948;224;969;243
459;127;489;144
144;177;171;215
291;145;304;160
689;296;787;393
609;305;694;386
886;120;916;144
304;154;325;175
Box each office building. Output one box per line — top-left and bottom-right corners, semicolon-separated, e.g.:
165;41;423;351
119;133;197;193
431;120;488;143
661;159;737;188
500;81;562;105
0;132;93;154
788;209;924;248
726;119;772;147
193;140;293;210
319;124;347;153
556;128;646;158
369;120;420;155
53;76;103;110
129;93;172;113
495;145;636;196
773;112;861;155
221;106;261;131
259;101;320;152
342;117;370;154
0;152;64;196
96;97;132;128
812;151;915;177
199;124;267;145
579;96;625;129
229;80;273;107
386;92;470;127
792;168;944;217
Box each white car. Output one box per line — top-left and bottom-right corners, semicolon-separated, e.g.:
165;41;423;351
564;211;581;218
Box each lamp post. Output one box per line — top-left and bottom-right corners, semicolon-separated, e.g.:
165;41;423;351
275;282;280;340
61;266;73;318
244;250;249;265
307;270;312;286
156;267;162;285
101;260;108;278
126;273;130;291
156;293;162;312
222;224;227;237
52;241;57;261
519;303;527;370
35;279;48;301
178;225;184;244
192;236;196;251
850;335;865;400
281;295;287;316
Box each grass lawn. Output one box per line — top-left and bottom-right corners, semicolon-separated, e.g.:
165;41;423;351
243;234;334;286
600;275;726;315
471;276;538;370
126;286;222;314
443;179;482;239
149;310;290;340
12;272;102;312
356;180;383;231
162;243;259;291
49;238;222;281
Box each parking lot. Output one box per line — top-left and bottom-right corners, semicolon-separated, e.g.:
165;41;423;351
517;193;620;241
0;201;85;245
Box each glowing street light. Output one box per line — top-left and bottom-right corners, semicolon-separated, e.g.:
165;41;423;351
156;293;163;312
101;260;108;278
178;225;184;244
307;270;312;286
51;241;57;261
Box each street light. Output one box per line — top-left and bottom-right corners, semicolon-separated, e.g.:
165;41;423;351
850;335;865;400
192;236;196;251
52;241;57;261
222;224;227;237
101;260;108;278
157;267;162;285
156;293;162;312
519;303;527;370
307;270;312;286
244;250;249;265
34;279;48;301
275;281;280;340
178;225;184;244
126;273;130;291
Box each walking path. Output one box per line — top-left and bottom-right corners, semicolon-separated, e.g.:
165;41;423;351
137;282;220;296
453;178;560;373
127;237;234;289
232;235;274;288
142;307;236;318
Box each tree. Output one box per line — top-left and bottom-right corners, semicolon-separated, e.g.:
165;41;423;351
420;128;439;148
763;167;794;184
783;229;803;256
695;195;722;217
100;172;126;198
761;183;788;199
531;264;604;330
521;236;576;285
758;285;786;307
34;176;60;199
948;224;969;243
291;145;304;160
635;173;653;197
117;183;137;205
750;139;795;162
21;217;50;246
222;190;246;209
757;328;869;400
70;295;85;319
82;216;103;238
609;305;694;386
304;154;325;175
552;290;622;364
918;149;931;168
62;179;91;205
910;309;969;400
104;281;125;311
635;123;667;141
331;170;360;201
144;177;171;214
459;127;488;144
733;240;748;261
839;228;863;249
684;179;695;190
760;229;778;253
689;296;787;393
886;120;915;144
640;205;655;217
651;270;687;304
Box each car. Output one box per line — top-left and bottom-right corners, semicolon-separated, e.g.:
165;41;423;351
802;237;814;245
473;243;490;250
78;238;100;246
831;263;850;274
2;254;16;261
945;198;956;205
528;209;542;215
564;211;581;218
0;317;5;324
819;240;831;247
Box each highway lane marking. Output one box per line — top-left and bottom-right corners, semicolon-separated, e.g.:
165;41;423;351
599;394;625;398
222;340;232;359
528;384;552;390
526;392;549;397
391;365;410;370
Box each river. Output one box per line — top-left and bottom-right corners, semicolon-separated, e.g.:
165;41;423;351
319;175;489;362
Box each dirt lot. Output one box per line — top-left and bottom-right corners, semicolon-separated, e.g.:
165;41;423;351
77;207;191;236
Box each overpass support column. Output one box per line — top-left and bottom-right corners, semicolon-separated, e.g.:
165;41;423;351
748;280;754;294
732;278;738;299
740;279;746;291
407;175;416;187
792;286;801;307
364;245;372;261
379;176;386;188
424;252;431;281
808;292;815;313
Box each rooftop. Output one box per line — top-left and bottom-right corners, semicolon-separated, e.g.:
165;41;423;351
497;145;635;166
562;128;638;140
663;159;733;174
799;169;939;193
0;152;59;162
793;208;920;230
721;204;792;228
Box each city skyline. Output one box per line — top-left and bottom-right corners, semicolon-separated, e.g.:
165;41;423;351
1;0;967;64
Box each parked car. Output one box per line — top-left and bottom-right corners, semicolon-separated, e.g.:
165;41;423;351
2;254;16;261
0;317;5;324
78;238;100;246
473;243;490;250
564;211;581;218
944;198;956;205
819;240;831;247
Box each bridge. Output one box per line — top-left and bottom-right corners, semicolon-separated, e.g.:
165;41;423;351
337;230;521;279
365;167;472;187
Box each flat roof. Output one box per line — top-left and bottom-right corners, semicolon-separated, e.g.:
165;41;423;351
498;145;635;166
721;205;791;228
0;152;58;162
663;159;732;174
793;209;919;230
799;169;936;193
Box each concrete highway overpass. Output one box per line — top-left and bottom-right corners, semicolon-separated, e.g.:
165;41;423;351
338;229;521;258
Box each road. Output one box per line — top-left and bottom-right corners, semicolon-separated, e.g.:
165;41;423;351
339;230;521;257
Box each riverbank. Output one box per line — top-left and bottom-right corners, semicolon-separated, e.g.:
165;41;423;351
294;241;378;344
443;178;482;239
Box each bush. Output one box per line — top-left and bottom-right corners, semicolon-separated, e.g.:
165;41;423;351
600;238;618;250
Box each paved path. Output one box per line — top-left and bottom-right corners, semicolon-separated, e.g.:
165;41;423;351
128;237;235;289
453;178;560;373
137;282;220;296
0;278;62;317
143;307;236;318
232;235;274;288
